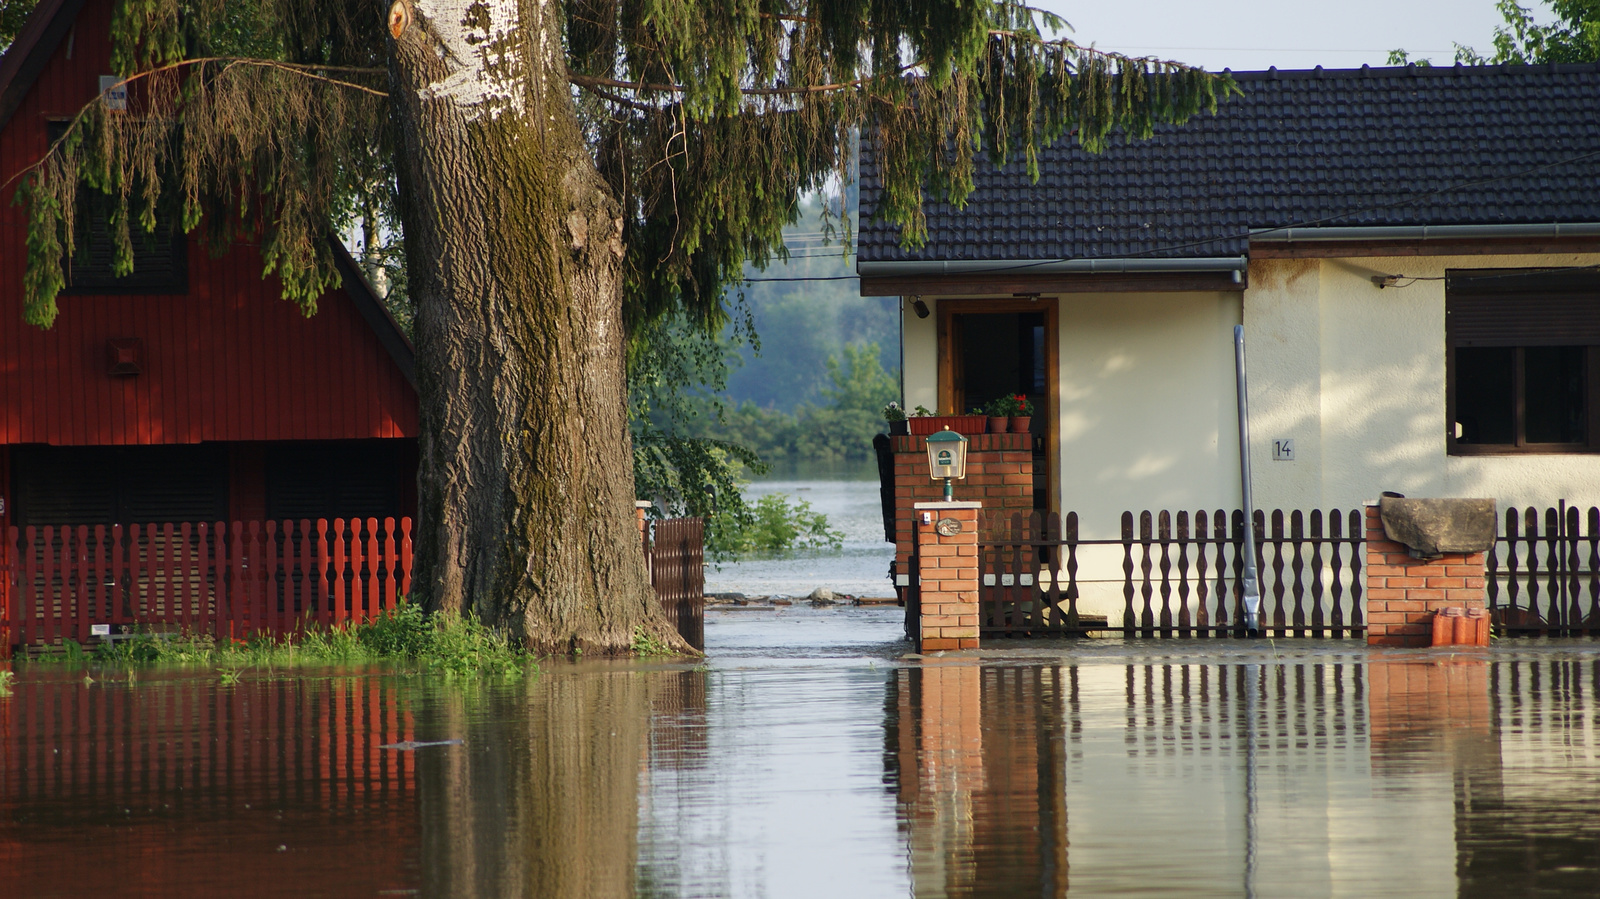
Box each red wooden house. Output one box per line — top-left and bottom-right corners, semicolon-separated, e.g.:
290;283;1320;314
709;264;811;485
0;0;419;652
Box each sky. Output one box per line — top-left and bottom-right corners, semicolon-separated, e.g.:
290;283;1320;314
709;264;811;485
1031;0;1520;72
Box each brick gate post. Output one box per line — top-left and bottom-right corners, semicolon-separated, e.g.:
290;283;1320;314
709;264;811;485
913;501;981;651
1364;502;1488;647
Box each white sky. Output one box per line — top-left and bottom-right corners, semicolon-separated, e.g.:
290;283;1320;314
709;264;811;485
1031;0;1521;72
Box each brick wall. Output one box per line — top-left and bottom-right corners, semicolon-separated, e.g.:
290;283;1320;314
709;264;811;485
1364;504;1487;647
913;502;981;651
893;434;1031;591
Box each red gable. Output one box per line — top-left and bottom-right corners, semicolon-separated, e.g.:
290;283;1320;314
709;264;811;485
0;0;418;447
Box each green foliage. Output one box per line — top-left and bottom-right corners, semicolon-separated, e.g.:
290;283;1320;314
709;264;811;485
684;340;899;472
714;492;844;556
630;626;675;656
1391;0;1600;65
11;0;1231;342
357;601;434;656
63;603;530;675
0;0;39;52
629;308;766;558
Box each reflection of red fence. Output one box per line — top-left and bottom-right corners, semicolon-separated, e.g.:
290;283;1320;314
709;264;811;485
5;518;413;649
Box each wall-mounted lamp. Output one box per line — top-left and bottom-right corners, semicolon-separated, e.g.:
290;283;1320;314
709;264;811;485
911;298;930;319
925;427;969;501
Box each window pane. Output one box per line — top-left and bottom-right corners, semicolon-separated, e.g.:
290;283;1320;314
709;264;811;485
1524;346;1585;444
1456;347;1515;445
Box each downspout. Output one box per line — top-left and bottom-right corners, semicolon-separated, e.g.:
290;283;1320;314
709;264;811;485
1234;325;1262;635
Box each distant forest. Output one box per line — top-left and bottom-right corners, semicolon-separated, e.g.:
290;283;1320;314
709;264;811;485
684;194;900;476
723;197;898;413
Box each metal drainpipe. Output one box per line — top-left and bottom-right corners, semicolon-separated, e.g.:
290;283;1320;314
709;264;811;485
1234;325;1262;635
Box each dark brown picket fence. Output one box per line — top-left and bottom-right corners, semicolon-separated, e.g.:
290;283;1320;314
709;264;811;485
1488;504;1600;636
979;509;1367;638
648;516;705;650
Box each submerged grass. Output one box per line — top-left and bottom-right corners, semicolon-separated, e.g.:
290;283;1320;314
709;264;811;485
51;602;531;677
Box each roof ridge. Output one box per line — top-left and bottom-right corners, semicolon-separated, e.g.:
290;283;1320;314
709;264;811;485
1222;60;1600;81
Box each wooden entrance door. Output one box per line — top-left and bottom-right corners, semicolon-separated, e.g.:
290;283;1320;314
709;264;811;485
937;299;1058;512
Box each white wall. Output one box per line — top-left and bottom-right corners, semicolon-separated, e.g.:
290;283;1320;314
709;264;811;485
898;257;1600;622
1247;253;1600;513
1057;291;1244;538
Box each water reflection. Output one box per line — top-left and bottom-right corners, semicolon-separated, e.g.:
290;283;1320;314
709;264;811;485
0;671;419;898
886;654;1600;898
3;639;1600;897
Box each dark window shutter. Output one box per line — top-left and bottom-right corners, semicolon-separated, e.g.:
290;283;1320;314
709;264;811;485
1447;269;1600;347
46;120;188;296
12;446;225;526
265;441;399;522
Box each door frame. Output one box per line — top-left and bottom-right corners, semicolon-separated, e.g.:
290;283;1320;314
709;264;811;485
936;297;1059;513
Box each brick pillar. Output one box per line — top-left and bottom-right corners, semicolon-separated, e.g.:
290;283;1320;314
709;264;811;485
892;433;1032;599
914;501;981;651
1365;503;1488;647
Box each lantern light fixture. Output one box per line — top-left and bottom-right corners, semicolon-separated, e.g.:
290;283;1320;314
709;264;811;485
925;427;969;501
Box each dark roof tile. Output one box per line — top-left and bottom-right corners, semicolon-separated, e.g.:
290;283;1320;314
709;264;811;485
859;64;1600;262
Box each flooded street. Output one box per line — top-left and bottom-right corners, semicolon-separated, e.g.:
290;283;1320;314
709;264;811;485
704;480;896;599
4;610;1600;897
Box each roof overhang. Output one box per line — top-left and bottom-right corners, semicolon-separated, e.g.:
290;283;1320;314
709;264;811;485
857;256;1248;297
1249;222;1600;258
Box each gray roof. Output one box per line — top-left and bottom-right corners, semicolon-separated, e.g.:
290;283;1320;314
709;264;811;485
856;63;1600;263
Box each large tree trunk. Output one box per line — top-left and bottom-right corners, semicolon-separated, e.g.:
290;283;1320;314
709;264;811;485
384;0;687;654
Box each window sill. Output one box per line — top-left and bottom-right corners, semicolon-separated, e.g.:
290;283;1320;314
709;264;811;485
1449;443;1600;456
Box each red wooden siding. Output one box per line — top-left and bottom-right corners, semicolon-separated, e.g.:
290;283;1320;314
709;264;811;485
0;0;417;446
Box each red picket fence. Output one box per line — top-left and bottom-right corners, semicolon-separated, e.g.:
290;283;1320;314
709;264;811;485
4;517;413;650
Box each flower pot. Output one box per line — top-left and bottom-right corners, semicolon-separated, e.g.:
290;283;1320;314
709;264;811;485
1010;415;1032;433
909;415;988;436
987;415;1009;433
888;419;910;436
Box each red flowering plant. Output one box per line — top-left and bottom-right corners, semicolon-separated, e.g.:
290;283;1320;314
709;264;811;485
1011;394;1034;416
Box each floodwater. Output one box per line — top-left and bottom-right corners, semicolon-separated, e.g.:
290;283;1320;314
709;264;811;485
705;480;896;598
5;609;1600;898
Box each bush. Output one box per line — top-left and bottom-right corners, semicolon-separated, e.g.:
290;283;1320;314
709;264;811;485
712;492;844;556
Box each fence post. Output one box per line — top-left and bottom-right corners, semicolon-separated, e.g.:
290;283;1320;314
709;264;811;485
913;501;981;651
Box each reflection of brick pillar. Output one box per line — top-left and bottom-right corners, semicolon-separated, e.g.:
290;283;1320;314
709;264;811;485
915;501;981;651
1365;503;1487;647
1367;658;1493;772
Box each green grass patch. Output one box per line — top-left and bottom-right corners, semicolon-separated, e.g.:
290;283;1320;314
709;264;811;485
56;602;531;677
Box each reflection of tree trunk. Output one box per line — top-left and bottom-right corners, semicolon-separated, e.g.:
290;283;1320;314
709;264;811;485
418;670;647;898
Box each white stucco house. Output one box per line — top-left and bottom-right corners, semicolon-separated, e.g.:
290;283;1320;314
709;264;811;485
860;62;1600;542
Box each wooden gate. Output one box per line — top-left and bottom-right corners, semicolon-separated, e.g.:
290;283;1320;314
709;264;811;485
649;517;705;651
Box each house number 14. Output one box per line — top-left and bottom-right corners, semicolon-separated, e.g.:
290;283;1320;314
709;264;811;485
1272;439;1295;461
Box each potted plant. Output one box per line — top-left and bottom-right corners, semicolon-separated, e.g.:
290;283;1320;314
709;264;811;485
1009;394;1034;433
883;401;909;435
908;405;988;435
984;396;1012;434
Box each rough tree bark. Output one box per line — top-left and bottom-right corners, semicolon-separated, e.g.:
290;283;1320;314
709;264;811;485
384;0;688;654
